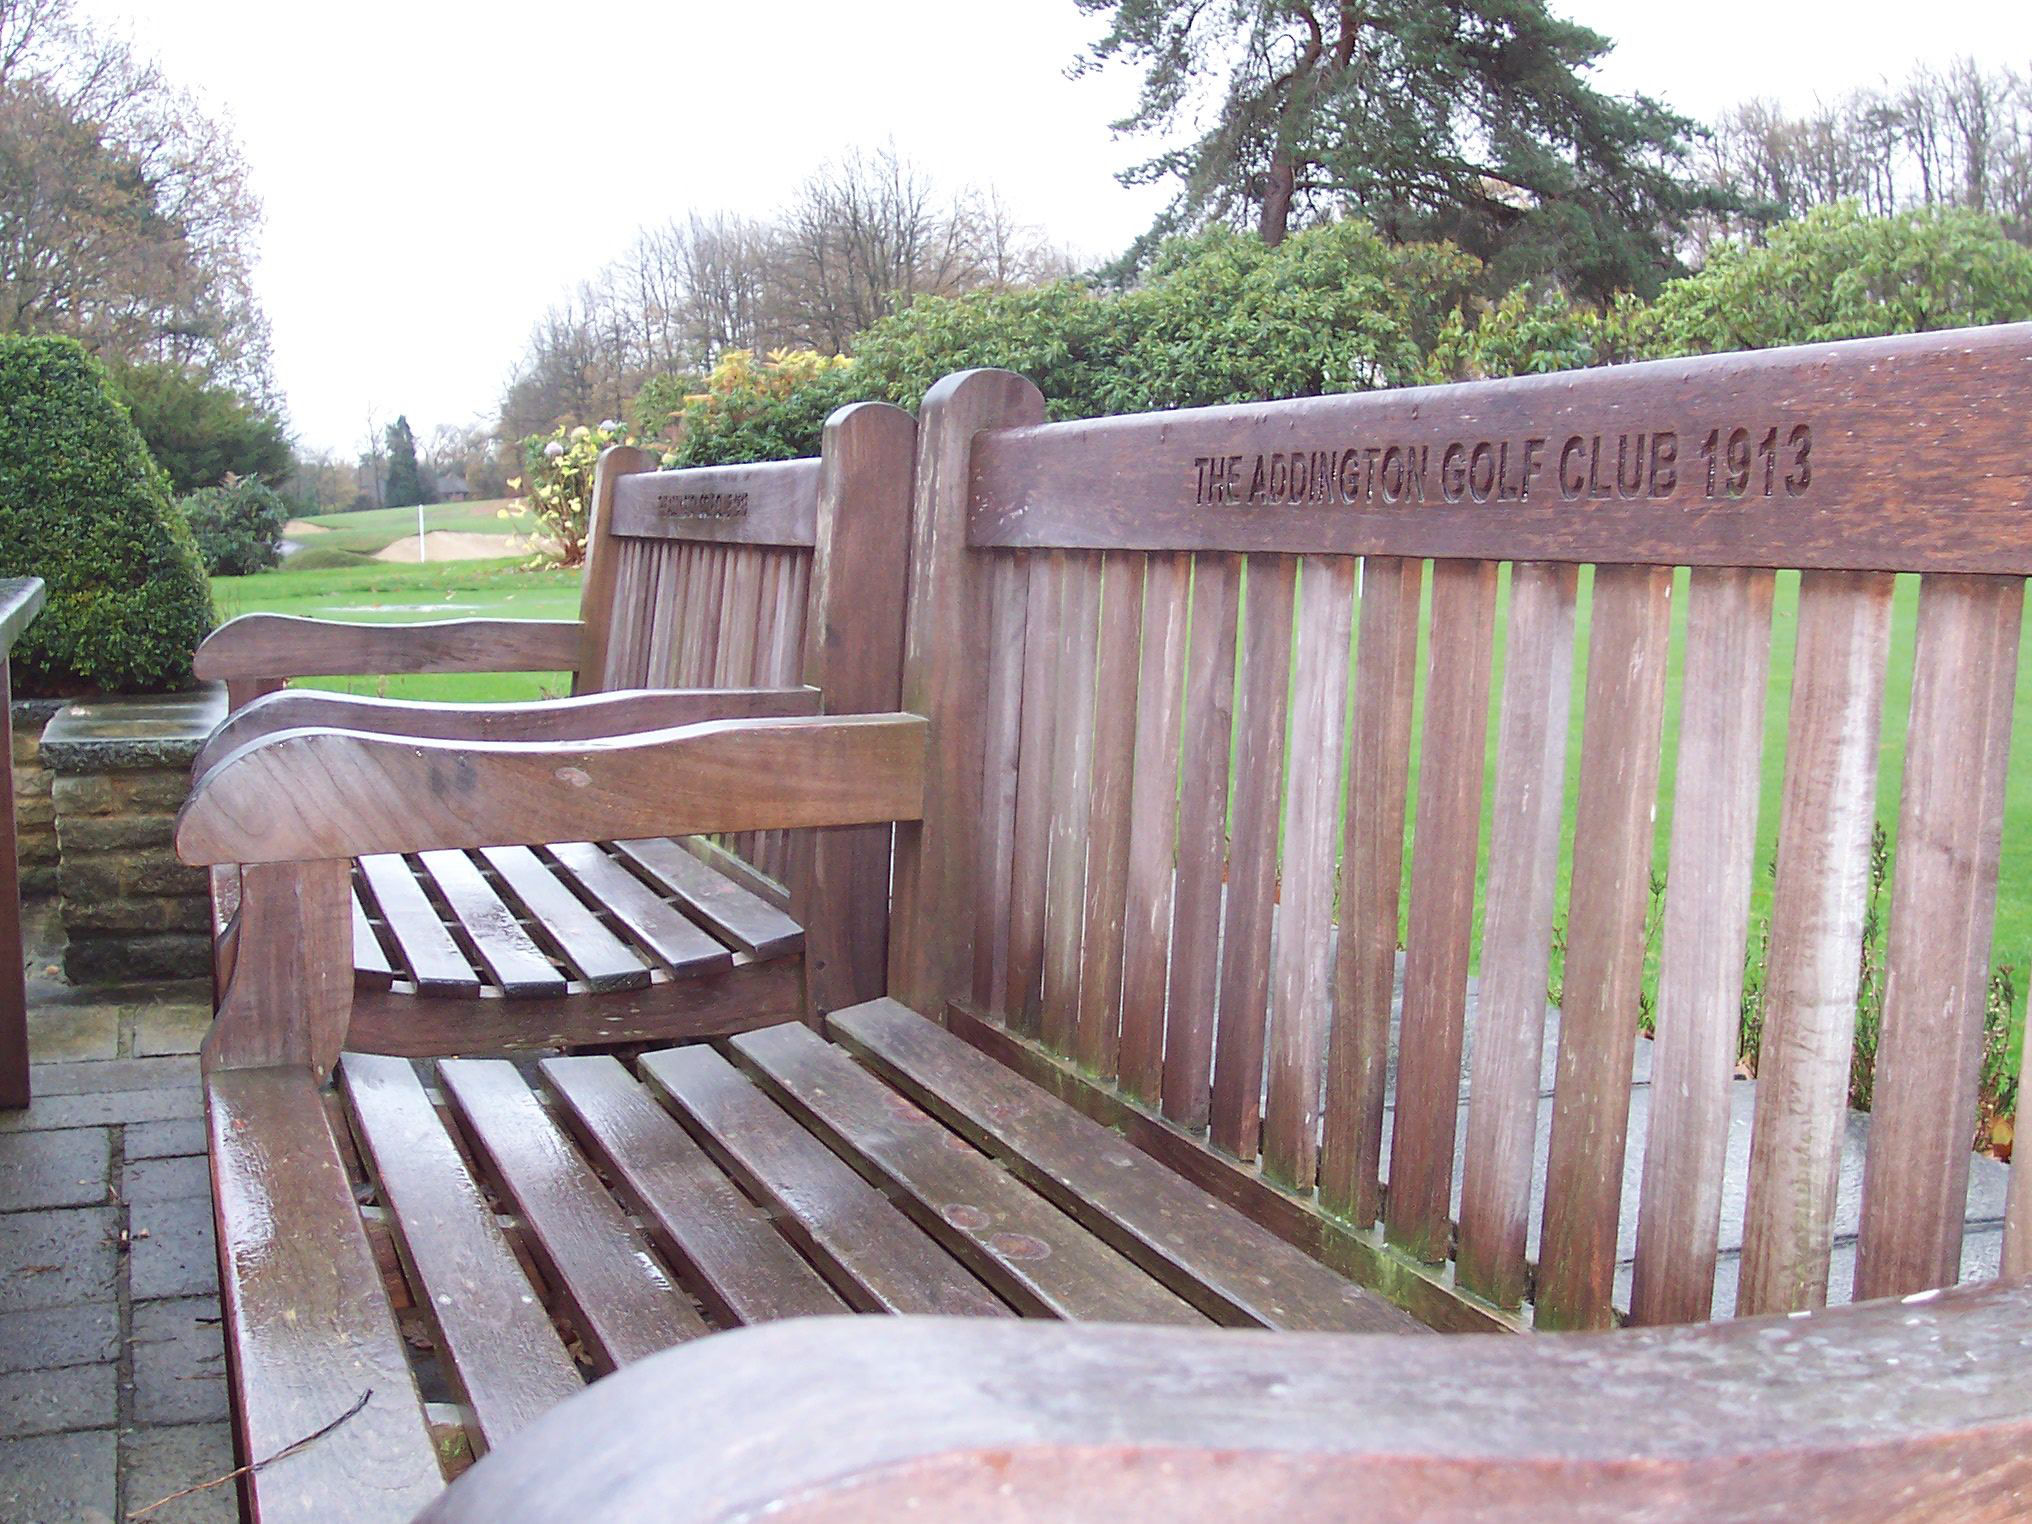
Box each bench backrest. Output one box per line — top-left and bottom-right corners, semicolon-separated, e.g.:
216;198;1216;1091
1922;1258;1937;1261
888;330;2032;1332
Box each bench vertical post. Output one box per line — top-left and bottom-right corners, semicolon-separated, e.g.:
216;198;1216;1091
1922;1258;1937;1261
889;371;1046;1015
792;403;916;1017
0;579;45;1109
574;444;658;694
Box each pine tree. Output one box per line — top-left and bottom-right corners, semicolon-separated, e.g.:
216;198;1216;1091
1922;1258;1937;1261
1074;0;1712;299
382;415;431;508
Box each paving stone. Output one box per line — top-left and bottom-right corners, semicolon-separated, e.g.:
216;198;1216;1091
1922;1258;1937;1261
0;1361;116;1438
0;1303;118;1373
0;1429;116;1522
129;1195;217;1301
122;1153;209;1207
0;1086;199;1133
0;1206;117;1312
134;1003;212;1058
131;1297;227;1425
21;1004;116;1063
0;1127;109;1210
125;1119;205;1161
119;1421;237;1524
26;1056;199;1097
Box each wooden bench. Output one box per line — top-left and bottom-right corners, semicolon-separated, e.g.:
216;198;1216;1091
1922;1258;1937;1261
177;332;2032;1520
190;402;914;1055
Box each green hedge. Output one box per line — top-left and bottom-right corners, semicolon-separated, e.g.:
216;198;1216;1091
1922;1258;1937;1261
0;337;214;695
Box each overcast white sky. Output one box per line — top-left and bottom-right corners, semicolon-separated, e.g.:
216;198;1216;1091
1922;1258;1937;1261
76;0;2032;457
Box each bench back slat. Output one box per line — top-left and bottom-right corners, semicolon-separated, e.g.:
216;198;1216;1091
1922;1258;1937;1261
1535;563;1675;1330
1318;553;1423;1227
1629;565;1776;1326
1209;554;1298;1161
1856;573;2022;1299
1457;560;1580;1308
896;331;2032;1330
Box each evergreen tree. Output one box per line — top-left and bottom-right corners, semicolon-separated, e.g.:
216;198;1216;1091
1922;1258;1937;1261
1074;0;1712;299
382;415;430;508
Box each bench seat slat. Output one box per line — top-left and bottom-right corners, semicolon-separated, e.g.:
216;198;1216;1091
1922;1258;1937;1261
543;841;733;977
731;1022;1205;1324
611;837;802;960
417;850;568;998
539;1053;847;1326
357;854;481;997
340;1053;584;1451
637;1045;1011;1318
438;1058;708;1371
207;1068;444;1522
475;845;651;992
351;889;395;989
831;999;1420;1333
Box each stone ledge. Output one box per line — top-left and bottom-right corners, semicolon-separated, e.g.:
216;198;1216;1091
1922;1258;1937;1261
38;687;225;774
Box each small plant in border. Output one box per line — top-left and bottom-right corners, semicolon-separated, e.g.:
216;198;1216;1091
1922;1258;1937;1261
506;418;633;568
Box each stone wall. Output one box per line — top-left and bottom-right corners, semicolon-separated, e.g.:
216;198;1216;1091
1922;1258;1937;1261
40;689;224;984
11;697;62;897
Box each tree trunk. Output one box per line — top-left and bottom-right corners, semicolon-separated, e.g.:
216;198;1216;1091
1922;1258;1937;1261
1260;154;1296;246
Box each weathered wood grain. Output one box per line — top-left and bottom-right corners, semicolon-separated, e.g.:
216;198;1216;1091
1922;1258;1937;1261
1209;554;1297;1160
438;1057;706;1369
1004;553;1064;1034
1455;561;1577;1307
207;1067;444;1521
475;845;650;992
609;456;820;545
574;445;656;691
1855;574;2022;1301
1630;567;1775;1327
1318;556;1423;1226
204;860;356;1076
972;553;1032;1011
970;325;2032;574
176;713;927;864
1116;551;1190;1105
1041;554;1103;1055
1738;570;1894;1317
1162;552;1242;1130
341;1053;583;1451
196;614;584;681
540;1054;846;1326
1260;555;1355;1189
1073;553;1144;1075
1385;557;1498;1264
1535;564;1674;1331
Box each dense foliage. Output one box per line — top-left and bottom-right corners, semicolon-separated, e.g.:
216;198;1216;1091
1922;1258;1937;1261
178;476;289;575
105;360;292;494
382;415;429;508
0;336;212;694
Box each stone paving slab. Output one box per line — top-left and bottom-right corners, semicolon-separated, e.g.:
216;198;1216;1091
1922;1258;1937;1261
22;1004;116;1063
0;1206;118;1312
131;1298;227;1425
127;1197;216;1303
133;1005;210;1059
121;1154;207;1207
0;1361;117;1439
0;1429;117;1522
27;1057;199;1098
124;1120;204;1162
119;1422;236;1524
0;1086;200;1134
0;1127;110;1210
0;1304;119;1374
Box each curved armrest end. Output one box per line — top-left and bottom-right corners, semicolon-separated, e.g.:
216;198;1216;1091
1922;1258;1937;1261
422;1280;2032;1522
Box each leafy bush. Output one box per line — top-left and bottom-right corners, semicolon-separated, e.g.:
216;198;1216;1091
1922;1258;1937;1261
508;419;641;566
179;476;290;575
104;361;292;495
0;336;213;695
662;350;857;469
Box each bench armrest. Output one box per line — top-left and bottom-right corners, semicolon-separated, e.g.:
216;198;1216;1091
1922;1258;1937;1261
192;685;821;776
421;1278;2032;1522
176;712;925;865
194;613;584;687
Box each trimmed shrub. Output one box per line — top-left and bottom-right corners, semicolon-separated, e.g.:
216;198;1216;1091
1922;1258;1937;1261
179;476;290;575
0;336;213;696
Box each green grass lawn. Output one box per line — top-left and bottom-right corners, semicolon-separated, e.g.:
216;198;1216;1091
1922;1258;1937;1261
288;499;527;556
211;557;582;701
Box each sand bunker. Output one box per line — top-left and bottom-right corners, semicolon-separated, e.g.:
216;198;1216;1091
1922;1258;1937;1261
372;530;530;562
281;519;329;536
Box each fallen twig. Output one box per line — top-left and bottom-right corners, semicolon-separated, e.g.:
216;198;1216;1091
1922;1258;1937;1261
128;1388;373;1519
